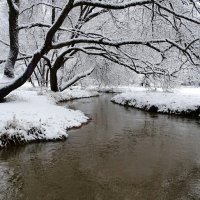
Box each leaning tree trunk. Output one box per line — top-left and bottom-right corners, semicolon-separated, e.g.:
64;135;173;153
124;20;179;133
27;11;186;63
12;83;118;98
0;52;42;100
0;0;77;100
4;0;19;78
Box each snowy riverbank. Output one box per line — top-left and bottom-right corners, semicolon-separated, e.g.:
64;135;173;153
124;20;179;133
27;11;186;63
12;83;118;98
49;88;99;103
88;85;146;93
111;87;200;117
0;85;98;149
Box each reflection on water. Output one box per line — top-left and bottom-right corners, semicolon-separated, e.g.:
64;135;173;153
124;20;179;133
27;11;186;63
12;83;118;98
1;94;200;200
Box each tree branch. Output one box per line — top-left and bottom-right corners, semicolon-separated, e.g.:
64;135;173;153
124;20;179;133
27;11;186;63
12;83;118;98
60;67;95;91
20;2;62;15
74;0;154;9
155;2;200;24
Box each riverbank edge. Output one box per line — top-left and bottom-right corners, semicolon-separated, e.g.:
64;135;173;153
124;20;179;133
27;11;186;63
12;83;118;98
111;91;200;118
111;99;200;117
0;120;88;150
0;87;99;150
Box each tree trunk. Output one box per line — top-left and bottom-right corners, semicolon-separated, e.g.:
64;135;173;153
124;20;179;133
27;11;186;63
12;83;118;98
50;68;59;92
49;0;59;92
4;0;19;78
0;0;77;99
50;52;64;92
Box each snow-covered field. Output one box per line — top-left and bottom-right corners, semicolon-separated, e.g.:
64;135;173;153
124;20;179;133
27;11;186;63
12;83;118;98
0;84;98;149
111;87;200;117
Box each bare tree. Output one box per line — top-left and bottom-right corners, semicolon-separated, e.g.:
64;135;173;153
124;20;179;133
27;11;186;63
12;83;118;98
3;0;20;78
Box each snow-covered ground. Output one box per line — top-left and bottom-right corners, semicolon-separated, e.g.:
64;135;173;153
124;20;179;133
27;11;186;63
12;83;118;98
111;87;200;117
49;88;99;103
88;85;146;93
0;84;98;149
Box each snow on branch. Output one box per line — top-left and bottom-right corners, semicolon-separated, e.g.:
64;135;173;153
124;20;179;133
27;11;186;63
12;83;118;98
166;39;200;65
20;2;62;15
18;23;108;40
101;48;168;76
18;22;63;31
52;38;168;49
74;0;154;9
51;38;199;67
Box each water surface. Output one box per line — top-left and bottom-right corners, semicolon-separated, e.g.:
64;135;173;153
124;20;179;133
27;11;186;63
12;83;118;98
1;94;200;200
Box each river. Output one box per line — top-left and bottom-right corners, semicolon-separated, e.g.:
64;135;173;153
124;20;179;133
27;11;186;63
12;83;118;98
1;94;200;200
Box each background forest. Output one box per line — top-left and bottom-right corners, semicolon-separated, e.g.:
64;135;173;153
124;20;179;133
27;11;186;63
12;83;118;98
0;0;199;96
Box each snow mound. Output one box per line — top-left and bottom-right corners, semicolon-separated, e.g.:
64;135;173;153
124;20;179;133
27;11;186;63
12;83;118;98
111;88;200;117
49;88;99;103
0;117;67;148
0;87;89;149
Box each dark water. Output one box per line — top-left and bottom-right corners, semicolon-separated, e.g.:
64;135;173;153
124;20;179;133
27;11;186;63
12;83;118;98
1;94;200;200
